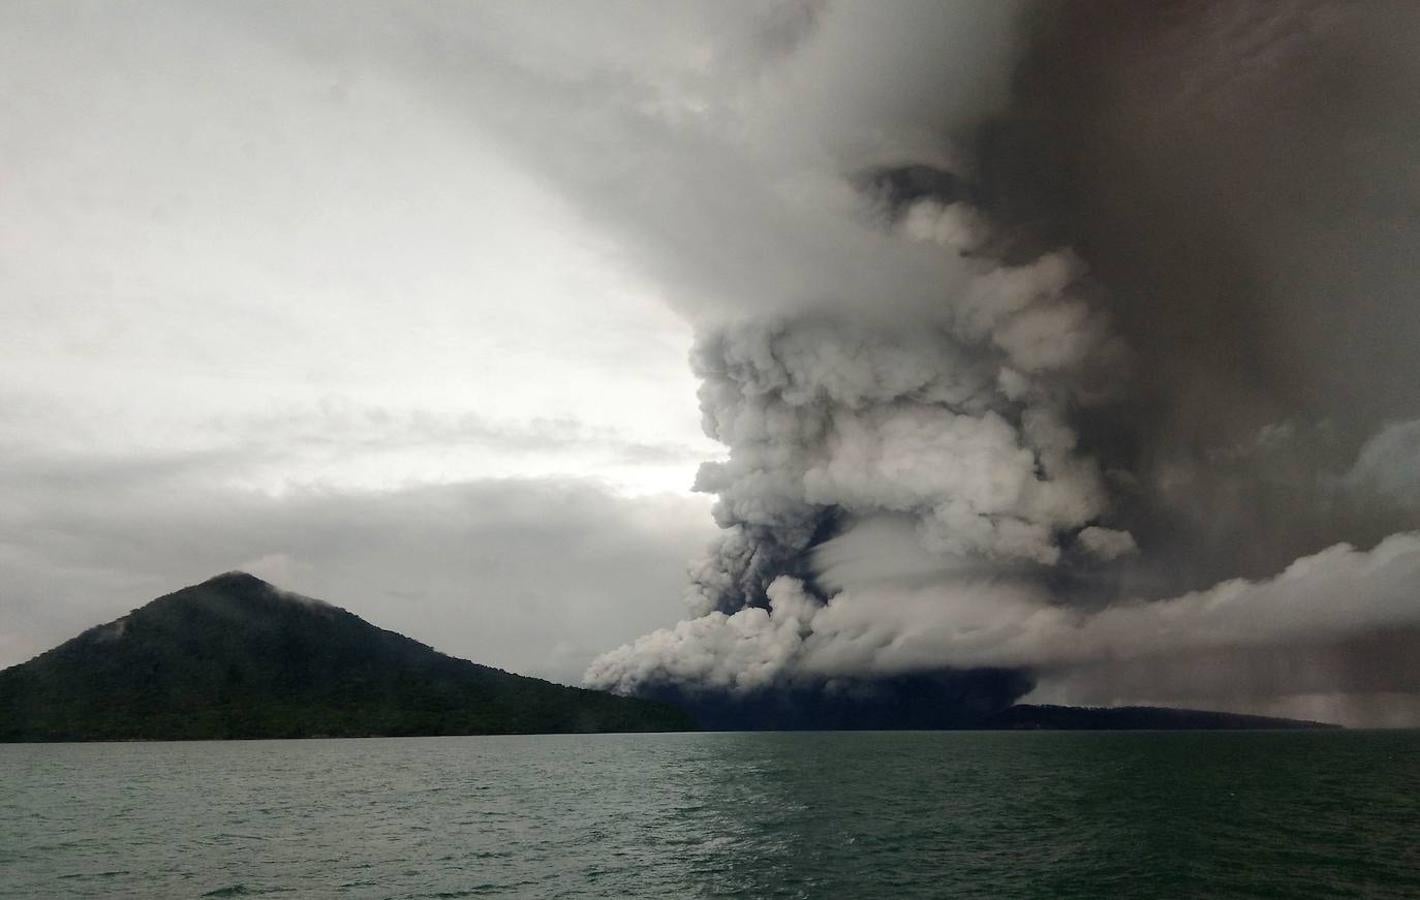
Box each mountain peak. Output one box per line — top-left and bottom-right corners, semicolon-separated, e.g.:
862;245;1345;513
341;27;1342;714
200;571;274;592
169;571;333;616
1;576;696;740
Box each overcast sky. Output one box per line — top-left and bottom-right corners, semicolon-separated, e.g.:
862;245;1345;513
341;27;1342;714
0;1;725;683
6;3;1419;727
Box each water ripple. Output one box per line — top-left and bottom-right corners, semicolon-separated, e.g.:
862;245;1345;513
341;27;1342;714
1;731;1417;898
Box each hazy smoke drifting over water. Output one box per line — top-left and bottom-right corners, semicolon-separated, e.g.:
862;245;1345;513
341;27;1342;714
518;1;1420;724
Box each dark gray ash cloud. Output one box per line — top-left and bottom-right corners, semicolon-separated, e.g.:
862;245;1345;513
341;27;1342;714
572;1;1420;725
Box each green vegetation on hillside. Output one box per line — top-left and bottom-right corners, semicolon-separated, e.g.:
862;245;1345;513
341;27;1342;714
0;572;694;741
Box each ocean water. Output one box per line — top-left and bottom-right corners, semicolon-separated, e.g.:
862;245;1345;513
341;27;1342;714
2;731;1417;899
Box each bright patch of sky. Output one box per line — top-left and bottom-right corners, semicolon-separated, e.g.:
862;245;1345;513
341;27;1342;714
1;1;717;499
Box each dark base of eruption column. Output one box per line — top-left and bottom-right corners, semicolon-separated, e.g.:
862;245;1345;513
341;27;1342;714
639;668;1034;731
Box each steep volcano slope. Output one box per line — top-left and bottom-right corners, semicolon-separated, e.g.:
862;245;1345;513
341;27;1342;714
0;572;693;741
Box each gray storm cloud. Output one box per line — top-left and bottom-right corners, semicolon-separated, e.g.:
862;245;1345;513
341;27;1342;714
257;0;1420;723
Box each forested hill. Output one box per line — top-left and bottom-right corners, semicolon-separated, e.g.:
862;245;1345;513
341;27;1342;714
0;572;694;741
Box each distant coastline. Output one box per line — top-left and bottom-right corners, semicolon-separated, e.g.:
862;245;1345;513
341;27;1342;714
981;704;1339;731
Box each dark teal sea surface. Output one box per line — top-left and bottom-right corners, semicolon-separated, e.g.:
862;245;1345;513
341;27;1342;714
2;731;1417;898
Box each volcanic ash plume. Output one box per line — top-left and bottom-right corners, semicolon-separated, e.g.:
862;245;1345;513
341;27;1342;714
576;0;1420;725
586;195;1135;696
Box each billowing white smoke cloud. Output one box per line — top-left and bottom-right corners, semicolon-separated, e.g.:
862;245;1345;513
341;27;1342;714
591;183;1139;687
1344;419;1420;510
587;531;1420;702
559;2;1133;696
586;576;821;695
679;238;1129;609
